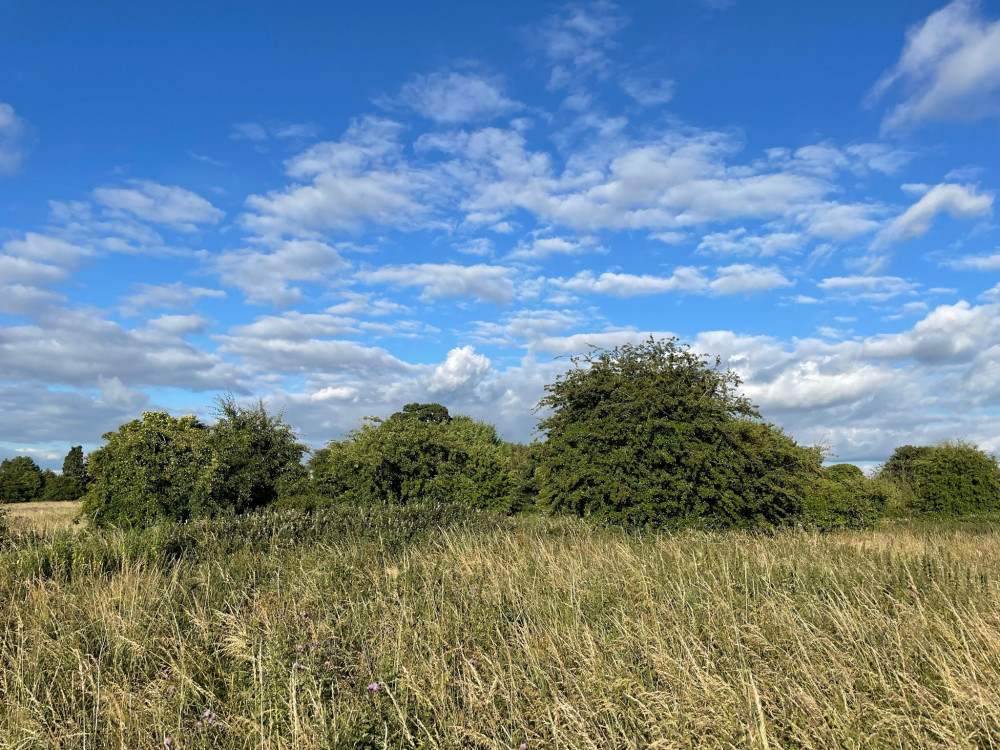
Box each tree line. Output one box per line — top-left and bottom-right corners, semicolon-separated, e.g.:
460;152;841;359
4;337;1000;530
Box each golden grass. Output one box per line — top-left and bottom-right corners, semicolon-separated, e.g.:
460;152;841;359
2;501;81;533
2;513;1000;748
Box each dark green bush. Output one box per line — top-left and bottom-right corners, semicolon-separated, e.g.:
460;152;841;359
310;404;527;513
0;456;45;504
82;400;306;528
801;464;884;530
535;337;824;529
878;441;1000;517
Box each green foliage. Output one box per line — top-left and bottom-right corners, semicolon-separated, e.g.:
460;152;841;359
0;456;45;504
82;412;214;527
311;404;528;512
208;394;307;514
800;464;883;530
82;400;309;528
535;337;822;529
878;440;1000;517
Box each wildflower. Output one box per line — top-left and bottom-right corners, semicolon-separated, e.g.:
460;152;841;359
202;710;217;725
469;659;478;667
366;682;380;692
292;662;307;672
324;660;332;669
163;740;171;747
295;644;304;653
519;744;527;750
195;721;202;729
309;640;319;649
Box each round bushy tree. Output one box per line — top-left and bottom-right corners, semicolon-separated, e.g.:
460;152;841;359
208;395;307;514
0;456;45;504
535;337;822;529
879;441;1000;517
311;404;526;511
82;412;215;527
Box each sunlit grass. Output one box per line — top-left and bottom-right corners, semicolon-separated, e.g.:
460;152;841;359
3;501;82;534
1;509;999;748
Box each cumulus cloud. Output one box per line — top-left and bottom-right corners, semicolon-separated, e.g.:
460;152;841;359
507;234;603;260
119;282;226;316
871;0;1000;130
241;117;436;238
358;263;516;305
557;267;707;296
528;0;629;91
817;275;919;302
708;264;794;295
427;346;491;393
387;71;521;123
93;180;224;231
0;102;33;175
213;240;349;306
697;228;803;256
872;183;992;249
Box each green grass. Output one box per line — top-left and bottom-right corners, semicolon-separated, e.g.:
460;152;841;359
2;507;1000;748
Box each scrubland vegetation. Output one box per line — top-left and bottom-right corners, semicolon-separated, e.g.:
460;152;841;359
4;337;1000;747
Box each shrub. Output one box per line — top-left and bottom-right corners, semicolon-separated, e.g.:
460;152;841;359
800;465;885;530
207;395;307;514
0;456;45;504
82;412;215;527
535;337;823;529
311;404;526;512
879;440;1000;517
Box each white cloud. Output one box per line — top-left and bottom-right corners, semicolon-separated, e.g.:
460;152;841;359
119;282;226;316
388;71;521;123
358;263;516;305
0;102;33;175
507;234;603;260
946;249;1000;270
93;180;224;231
213;240;349;306
873;183;992;249
242;117;435;238
697;228;803;256
427;346;491;393
708;264;794;295
871;0;1000;130
557;267;707;296
621;76;675;106
529;1;629;91
817;275;919;302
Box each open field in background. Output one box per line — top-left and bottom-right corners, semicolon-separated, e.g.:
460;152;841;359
3;501;81;533
2;508;1000;749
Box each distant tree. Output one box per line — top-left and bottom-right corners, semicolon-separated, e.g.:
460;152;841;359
878;440;1000;517
208;394;307;514
82;412;214;527
311;404;526;512
0;456;45;504
62;446;87;486
535;337;823;529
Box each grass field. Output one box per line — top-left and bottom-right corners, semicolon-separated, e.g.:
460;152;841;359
2;500;81;533
2;504;1000;749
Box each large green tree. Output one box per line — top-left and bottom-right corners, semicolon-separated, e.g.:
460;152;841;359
82;412;214;526
311;403;527;511
208;395;307;514
535;337;822;529
41;446;88;502
879;440;1000;517
0;456;45;504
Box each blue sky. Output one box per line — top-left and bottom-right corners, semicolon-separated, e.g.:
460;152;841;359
2;0;1000;468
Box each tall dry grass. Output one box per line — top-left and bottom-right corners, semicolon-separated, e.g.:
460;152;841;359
1;510;999;748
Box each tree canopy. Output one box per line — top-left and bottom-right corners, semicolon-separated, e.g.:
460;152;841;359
535;337;823;529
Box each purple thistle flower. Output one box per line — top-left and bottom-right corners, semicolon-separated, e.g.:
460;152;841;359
519;744;528;750
163;739;171;747
366;682;380;692
324;660;332;669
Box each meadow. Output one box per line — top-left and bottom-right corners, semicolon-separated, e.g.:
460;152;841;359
3;503;1000;749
